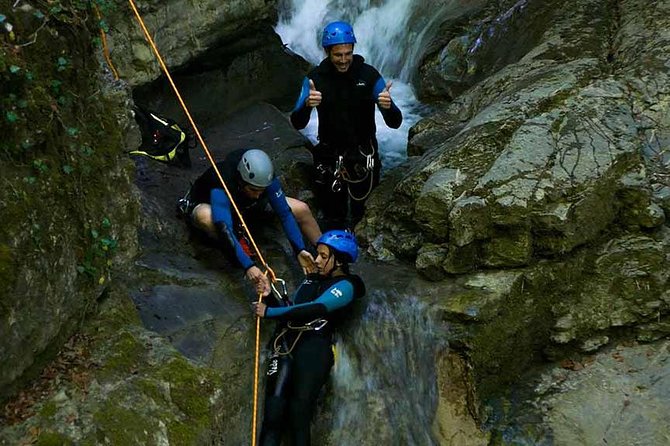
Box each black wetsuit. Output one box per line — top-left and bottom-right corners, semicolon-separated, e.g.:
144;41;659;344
188;149;305;270
260;273;366;446
290;55;402;229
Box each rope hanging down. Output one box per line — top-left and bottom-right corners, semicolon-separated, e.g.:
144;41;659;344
93;3;119;80
125;1;273;443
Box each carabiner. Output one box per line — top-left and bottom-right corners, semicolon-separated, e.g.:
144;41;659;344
307;319;328;331
271;278;289;305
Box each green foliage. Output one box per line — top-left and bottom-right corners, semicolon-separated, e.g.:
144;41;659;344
77;217;119;280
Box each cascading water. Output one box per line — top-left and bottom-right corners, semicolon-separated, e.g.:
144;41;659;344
323;292;443;445
275;0;469;170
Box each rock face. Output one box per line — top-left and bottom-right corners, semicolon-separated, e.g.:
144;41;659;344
358;0;670;328
361;0;669;271
0;0;305;405
357;0;670;423
104;0;306;122
101;0;277;86
0;3;139;401
488;340;670;445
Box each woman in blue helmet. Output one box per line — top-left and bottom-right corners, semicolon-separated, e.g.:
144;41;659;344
253;230;366;445
290;21;402;230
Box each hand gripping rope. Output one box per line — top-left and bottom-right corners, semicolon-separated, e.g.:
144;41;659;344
125;1;278;443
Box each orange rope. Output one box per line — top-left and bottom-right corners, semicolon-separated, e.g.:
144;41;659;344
93;3;119;80
251;290;263;445
125;2;274;444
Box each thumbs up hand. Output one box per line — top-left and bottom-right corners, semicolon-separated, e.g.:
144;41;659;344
377;80;393;110
306;79;322;108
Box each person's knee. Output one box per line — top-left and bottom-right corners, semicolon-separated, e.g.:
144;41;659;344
192;204;215;236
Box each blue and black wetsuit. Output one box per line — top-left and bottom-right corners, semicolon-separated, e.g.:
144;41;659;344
291;55;402;229
260;273;366;446
188;149;305;270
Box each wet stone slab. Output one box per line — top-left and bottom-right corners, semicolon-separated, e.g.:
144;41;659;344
132;284;249;363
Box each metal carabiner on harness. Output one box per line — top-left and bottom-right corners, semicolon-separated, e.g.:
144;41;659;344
359;143;375;171
306;318;328;331
332;155;344;192
270;277;289;306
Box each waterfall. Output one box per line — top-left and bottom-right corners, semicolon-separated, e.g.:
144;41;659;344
324;292;443;445
275;0;474;170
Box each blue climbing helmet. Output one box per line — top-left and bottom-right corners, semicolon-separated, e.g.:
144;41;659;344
321;21;357;48
317;230;359;263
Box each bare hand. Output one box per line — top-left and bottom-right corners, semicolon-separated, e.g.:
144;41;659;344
306;79;322;108
252;301;267;318
245;266;271;297
377;80;393;110
297;250;317;274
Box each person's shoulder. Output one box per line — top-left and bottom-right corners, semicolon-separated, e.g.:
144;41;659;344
359;60;381;78
338;274;366;298
313;58;331;75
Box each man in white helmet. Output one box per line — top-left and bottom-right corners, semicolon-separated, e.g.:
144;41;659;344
180;148;321;295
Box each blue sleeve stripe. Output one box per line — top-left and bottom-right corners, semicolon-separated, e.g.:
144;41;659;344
210;188;232;225
267;179;305;253
265;279;355;318
210;188;254;269
372;77;386;101
292;77;311;113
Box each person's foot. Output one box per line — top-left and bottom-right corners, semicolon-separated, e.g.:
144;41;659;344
176;189;192;219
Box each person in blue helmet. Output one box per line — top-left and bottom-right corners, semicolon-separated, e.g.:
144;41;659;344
179;148;322;295
290;21;403;230
253;230;365;445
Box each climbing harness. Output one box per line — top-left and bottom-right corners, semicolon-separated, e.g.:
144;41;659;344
125;2;282;444
324;143;377;201
271;318;330;356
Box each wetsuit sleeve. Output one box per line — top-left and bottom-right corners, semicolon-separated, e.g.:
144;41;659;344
210;188;255;270
372;77;403;129
266;179;305;255
290;77;313;130
265;279;355;321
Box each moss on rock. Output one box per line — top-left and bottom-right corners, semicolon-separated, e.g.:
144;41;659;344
0;1;138;399
35;431;74;446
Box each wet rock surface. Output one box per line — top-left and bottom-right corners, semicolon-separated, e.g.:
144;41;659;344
487;340;670;445
0;101;312;444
